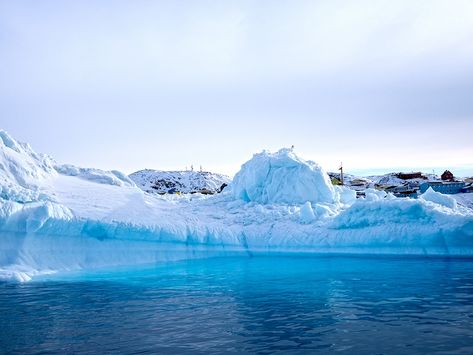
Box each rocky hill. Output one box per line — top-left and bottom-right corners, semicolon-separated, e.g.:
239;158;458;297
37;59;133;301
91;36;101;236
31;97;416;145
129;169;231;194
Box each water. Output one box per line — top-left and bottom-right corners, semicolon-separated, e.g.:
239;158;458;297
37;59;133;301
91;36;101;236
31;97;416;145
1;255;473;354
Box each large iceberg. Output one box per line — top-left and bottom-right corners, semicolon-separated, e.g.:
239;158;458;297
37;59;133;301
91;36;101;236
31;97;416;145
0;131;472;281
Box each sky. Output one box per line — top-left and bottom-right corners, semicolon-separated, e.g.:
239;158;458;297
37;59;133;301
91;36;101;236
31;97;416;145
1;0;473;177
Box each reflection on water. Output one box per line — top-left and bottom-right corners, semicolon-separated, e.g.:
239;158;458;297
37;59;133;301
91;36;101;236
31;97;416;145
1;255;473;354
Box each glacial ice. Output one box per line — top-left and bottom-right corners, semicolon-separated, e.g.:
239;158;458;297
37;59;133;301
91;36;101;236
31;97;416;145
0;130;56;203
232;148;337;205
420;187;457;210
299;201;316;223
0;131;473;281
334;185;357;206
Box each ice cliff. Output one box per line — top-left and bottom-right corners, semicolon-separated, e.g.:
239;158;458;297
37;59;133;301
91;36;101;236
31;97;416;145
0;131;472;282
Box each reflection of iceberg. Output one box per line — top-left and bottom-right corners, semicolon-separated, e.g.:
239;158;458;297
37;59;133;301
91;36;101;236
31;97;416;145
1;130;473;281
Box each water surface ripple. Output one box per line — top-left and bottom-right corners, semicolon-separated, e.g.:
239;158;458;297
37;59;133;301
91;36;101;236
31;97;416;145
1;255;473;354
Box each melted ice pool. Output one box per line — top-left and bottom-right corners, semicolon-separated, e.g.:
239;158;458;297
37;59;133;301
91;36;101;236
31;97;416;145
1;255;473;354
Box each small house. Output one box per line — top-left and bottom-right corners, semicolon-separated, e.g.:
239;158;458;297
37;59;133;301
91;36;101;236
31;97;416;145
441;170;454;181
397;172;423;180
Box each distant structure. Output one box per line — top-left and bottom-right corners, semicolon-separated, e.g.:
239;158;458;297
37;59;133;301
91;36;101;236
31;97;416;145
200;165;203;172
350;178;367;187
462;183;473;193
441;170;454;181
420;181;465;194
339;162;344;185
191;165;194;172
396;172;423;180
390;185;419;198
197;188;213;195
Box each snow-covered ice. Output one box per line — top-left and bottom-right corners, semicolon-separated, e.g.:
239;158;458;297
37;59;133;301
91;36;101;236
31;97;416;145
55;164;135;187
453;193;473;209
0;130;56;203
420;187;457;210
1;131;473;281
232;148;337;204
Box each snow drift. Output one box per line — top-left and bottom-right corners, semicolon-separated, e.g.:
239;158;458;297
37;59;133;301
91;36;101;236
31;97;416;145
420;187;457;210
0;132;473;282
55;164;135;187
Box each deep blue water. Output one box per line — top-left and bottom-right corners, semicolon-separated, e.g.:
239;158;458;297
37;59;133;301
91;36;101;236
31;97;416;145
1;255;473;354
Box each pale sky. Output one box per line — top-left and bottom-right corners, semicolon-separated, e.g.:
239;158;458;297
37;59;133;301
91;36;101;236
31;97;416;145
1;0;473;176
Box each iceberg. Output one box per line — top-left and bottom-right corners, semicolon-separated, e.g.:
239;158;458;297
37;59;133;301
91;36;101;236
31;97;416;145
0;131;472;281
232;148;337;204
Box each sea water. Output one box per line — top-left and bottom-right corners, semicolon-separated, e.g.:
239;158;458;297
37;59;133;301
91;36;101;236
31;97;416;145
1;255;473;354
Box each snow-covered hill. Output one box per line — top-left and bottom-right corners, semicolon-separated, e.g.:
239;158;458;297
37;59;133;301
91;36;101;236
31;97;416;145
129;169;230;194
367;172;439;187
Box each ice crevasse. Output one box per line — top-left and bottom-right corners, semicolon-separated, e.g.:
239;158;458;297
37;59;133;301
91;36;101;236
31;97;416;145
0;130;472;281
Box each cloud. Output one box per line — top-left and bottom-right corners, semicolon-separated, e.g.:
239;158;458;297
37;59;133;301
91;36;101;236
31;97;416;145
0;0;472;174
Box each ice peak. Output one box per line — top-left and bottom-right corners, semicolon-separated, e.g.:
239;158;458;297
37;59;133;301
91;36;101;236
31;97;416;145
232;148;337;205
0;130;24;154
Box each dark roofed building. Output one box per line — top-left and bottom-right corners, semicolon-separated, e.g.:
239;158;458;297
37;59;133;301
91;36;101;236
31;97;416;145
397;172;423;180
441;170;454;181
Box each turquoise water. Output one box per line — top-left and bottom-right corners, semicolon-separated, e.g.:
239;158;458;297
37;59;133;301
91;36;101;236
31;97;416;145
1;255;473;354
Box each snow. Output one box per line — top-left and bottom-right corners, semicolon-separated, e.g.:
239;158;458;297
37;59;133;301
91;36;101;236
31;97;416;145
0;130;56;203
299;202;316;223
55;164;135;187
232;148;337;204
0;132;473;282
420;187;457;210
453;193;473;209
0;129;135;201
334;185;357;206
364;188;388;201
